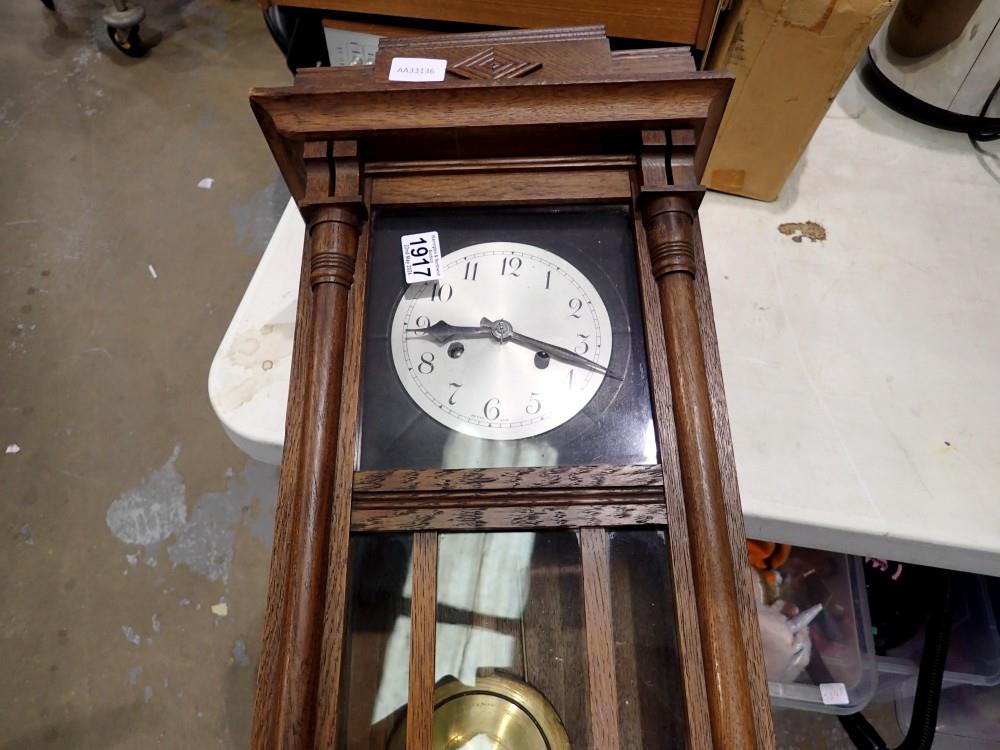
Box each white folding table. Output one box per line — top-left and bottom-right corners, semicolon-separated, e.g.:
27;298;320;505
209;70;1000;576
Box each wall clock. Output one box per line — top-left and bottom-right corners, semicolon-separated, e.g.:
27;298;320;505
248;26;775;750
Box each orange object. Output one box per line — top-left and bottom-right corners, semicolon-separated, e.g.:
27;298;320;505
748;539;792;590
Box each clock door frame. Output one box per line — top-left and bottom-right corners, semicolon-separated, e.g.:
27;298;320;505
249;26;775;750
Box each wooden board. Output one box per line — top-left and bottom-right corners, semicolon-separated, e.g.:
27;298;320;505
260;0;721;47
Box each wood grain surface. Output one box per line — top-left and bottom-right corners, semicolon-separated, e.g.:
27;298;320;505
258;2;716;46
353;486;662;507
642;191;759;749
630;171;713;750
250;34;733;203
581;529;621;750
313;177;372;747
371;168;631;207
353;463;662;491
351;502;668;532
250;140;366;750
406;532;438;750
255;77;730;140
252;203;363;749
365;154;637;176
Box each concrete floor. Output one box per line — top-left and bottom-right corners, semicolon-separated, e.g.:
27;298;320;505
1;1;288;747
0;1;903;748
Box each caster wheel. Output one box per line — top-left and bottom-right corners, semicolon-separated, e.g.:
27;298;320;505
107;24;145;57
40;0;55;9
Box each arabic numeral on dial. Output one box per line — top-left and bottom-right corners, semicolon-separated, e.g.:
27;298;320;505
568;298;583;318
525;393;542;415
545;270;551;290
575;334;590;355
431;282;453;302
501;256;522;277
417;352;435;374
414;315;431;330
483;397;500;421
448;382;462;405
464;261;478;281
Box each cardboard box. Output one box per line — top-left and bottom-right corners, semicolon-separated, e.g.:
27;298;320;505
704;0;896;201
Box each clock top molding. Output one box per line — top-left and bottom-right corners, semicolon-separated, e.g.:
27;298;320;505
250;25;732;203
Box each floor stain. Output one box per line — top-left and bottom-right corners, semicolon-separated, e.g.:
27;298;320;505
106;445;187;546
121;625;141;646
166;459;278;582
778;221;828;243
107;445;278;583
231;640;250;667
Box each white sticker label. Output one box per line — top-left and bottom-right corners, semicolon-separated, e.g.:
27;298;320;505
819;682;850;706
401;231;443;283
388;57;447;82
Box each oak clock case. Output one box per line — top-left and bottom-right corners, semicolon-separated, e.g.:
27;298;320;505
247;24;775;750
359;205;657;471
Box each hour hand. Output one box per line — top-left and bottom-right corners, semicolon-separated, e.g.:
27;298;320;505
406;320;492;344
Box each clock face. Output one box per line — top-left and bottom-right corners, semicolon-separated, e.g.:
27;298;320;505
359;205;658;471
390;242;613;440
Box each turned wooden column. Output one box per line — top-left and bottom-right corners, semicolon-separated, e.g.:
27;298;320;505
273;203;362;749
641;194;758;749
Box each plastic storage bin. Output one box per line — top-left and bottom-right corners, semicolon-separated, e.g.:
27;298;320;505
892;576;1000;748
764;547;878;715
896;682;1000;748
874;572;1000;701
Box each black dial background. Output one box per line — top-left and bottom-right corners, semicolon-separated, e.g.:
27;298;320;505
358;205;658;470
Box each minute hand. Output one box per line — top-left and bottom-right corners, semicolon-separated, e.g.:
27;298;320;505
480;317;620;380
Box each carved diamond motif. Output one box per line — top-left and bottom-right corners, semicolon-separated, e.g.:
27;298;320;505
449;47;542;80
